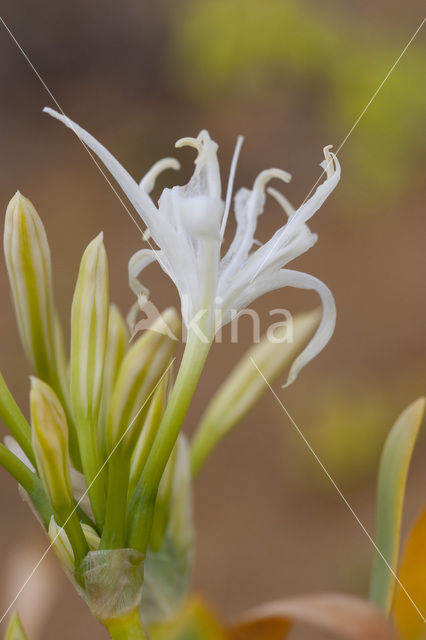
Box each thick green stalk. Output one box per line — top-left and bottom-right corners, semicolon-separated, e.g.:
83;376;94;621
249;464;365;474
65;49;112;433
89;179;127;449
0;443;52;526
0;372;35;466
79;418;106;528
104;609;147;640
100;451;130;549
128;330;211;553
60;509;89;569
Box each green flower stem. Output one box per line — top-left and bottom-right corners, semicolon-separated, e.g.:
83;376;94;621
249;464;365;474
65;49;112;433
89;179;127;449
0;443;52;526
61;509;89;569
100;451;130;550
104;608;147;640
0;372;35;467
56;385;82;472
128;329;211;553
79;418;106;529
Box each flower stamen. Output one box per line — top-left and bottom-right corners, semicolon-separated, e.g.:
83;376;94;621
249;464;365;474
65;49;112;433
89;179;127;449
221;135;244;239
139;158;180;194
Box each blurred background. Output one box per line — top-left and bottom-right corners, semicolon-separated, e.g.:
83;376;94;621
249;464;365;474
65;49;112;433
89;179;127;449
0;1;425;638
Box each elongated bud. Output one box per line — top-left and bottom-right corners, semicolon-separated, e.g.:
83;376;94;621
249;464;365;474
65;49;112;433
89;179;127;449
5;613;28;640
99;305;128;454
30;378;73;516
107;308;180;454
129;367;172;496
71;233;109;425
48;516;75;572
49;517;99;573
4;193;58;380
81;523;101;550
190;309;321;475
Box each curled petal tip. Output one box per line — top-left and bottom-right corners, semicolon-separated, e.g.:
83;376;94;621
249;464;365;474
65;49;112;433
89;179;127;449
175;136;201;151
321;145;338;177
254;168;292;193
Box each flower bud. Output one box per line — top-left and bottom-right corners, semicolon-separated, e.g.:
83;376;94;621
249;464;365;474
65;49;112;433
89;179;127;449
129;367;172;496
30;378;73;516
49;517;99;573
107;308;181;454
99;305;128;454
48;516;75;572
81;523;101;551
5;613;28;640
70;234;109;526
4;193;58;381
71;232;109;426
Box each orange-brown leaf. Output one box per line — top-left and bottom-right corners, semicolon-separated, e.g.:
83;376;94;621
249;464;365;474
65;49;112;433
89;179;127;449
393;507;426;639
229;593;398;640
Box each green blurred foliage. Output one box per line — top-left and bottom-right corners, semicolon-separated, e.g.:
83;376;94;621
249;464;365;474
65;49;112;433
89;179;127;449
283;384;401;492
171;0;426;211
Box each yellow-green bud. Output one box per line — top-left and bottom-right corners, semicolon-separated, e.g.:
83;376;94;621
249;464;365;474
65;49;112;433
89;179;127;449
49;517;99;572
81;523;101;550
99;305;128;455
129;367;172;496
71;232;109;426
107;308;181;454
4;613;28;640
48;516;75;572
4;193;57;381
30;378;73;516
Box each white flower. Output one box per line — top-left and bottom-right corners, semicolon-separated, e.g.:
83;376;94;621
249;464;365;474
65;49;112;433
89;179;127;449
44;108;340;385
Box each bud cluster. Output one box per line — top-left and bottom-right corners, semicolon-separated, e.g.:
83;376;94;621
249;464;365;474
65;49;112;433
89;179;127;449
0;193;183;612
0;192;321;633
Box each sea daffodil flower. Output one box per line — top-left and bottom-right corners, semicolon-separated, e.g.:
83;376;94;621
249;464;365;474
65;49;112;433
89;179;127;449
44;108;339;386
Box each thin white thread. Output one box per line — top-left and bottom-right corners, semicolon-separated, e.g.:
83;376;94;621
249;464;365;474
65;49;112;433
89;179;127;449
221;135;244;239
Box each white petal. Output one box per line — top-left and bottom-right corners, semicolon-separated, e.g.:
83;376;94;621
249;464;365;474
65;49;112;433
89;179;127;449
129;249;158;298
140;158;180;194
284;149;340;230
176;130;221;198
230;269;336;386
43;108;159;231
4;436;35;472
220;169;291;284
221;135;244;238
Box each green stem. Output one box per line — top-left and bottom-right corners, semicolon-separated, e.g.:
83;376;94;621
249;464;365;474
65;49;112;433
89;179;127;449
104;608;147;640
128;329;211;553
79;418;106;528
0;372;35;467
0;443;52;526
61;509;89;569
100;451;130;549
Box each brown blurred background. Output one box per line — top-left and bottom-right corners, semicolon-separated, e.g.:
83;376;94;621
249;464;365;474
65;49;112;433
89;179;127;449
0;1;425;638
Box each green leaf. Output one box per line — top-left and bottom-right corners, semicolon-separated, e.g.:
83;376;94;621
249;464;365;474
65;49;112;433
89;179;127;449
370;398;425;613
4;613;28;640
